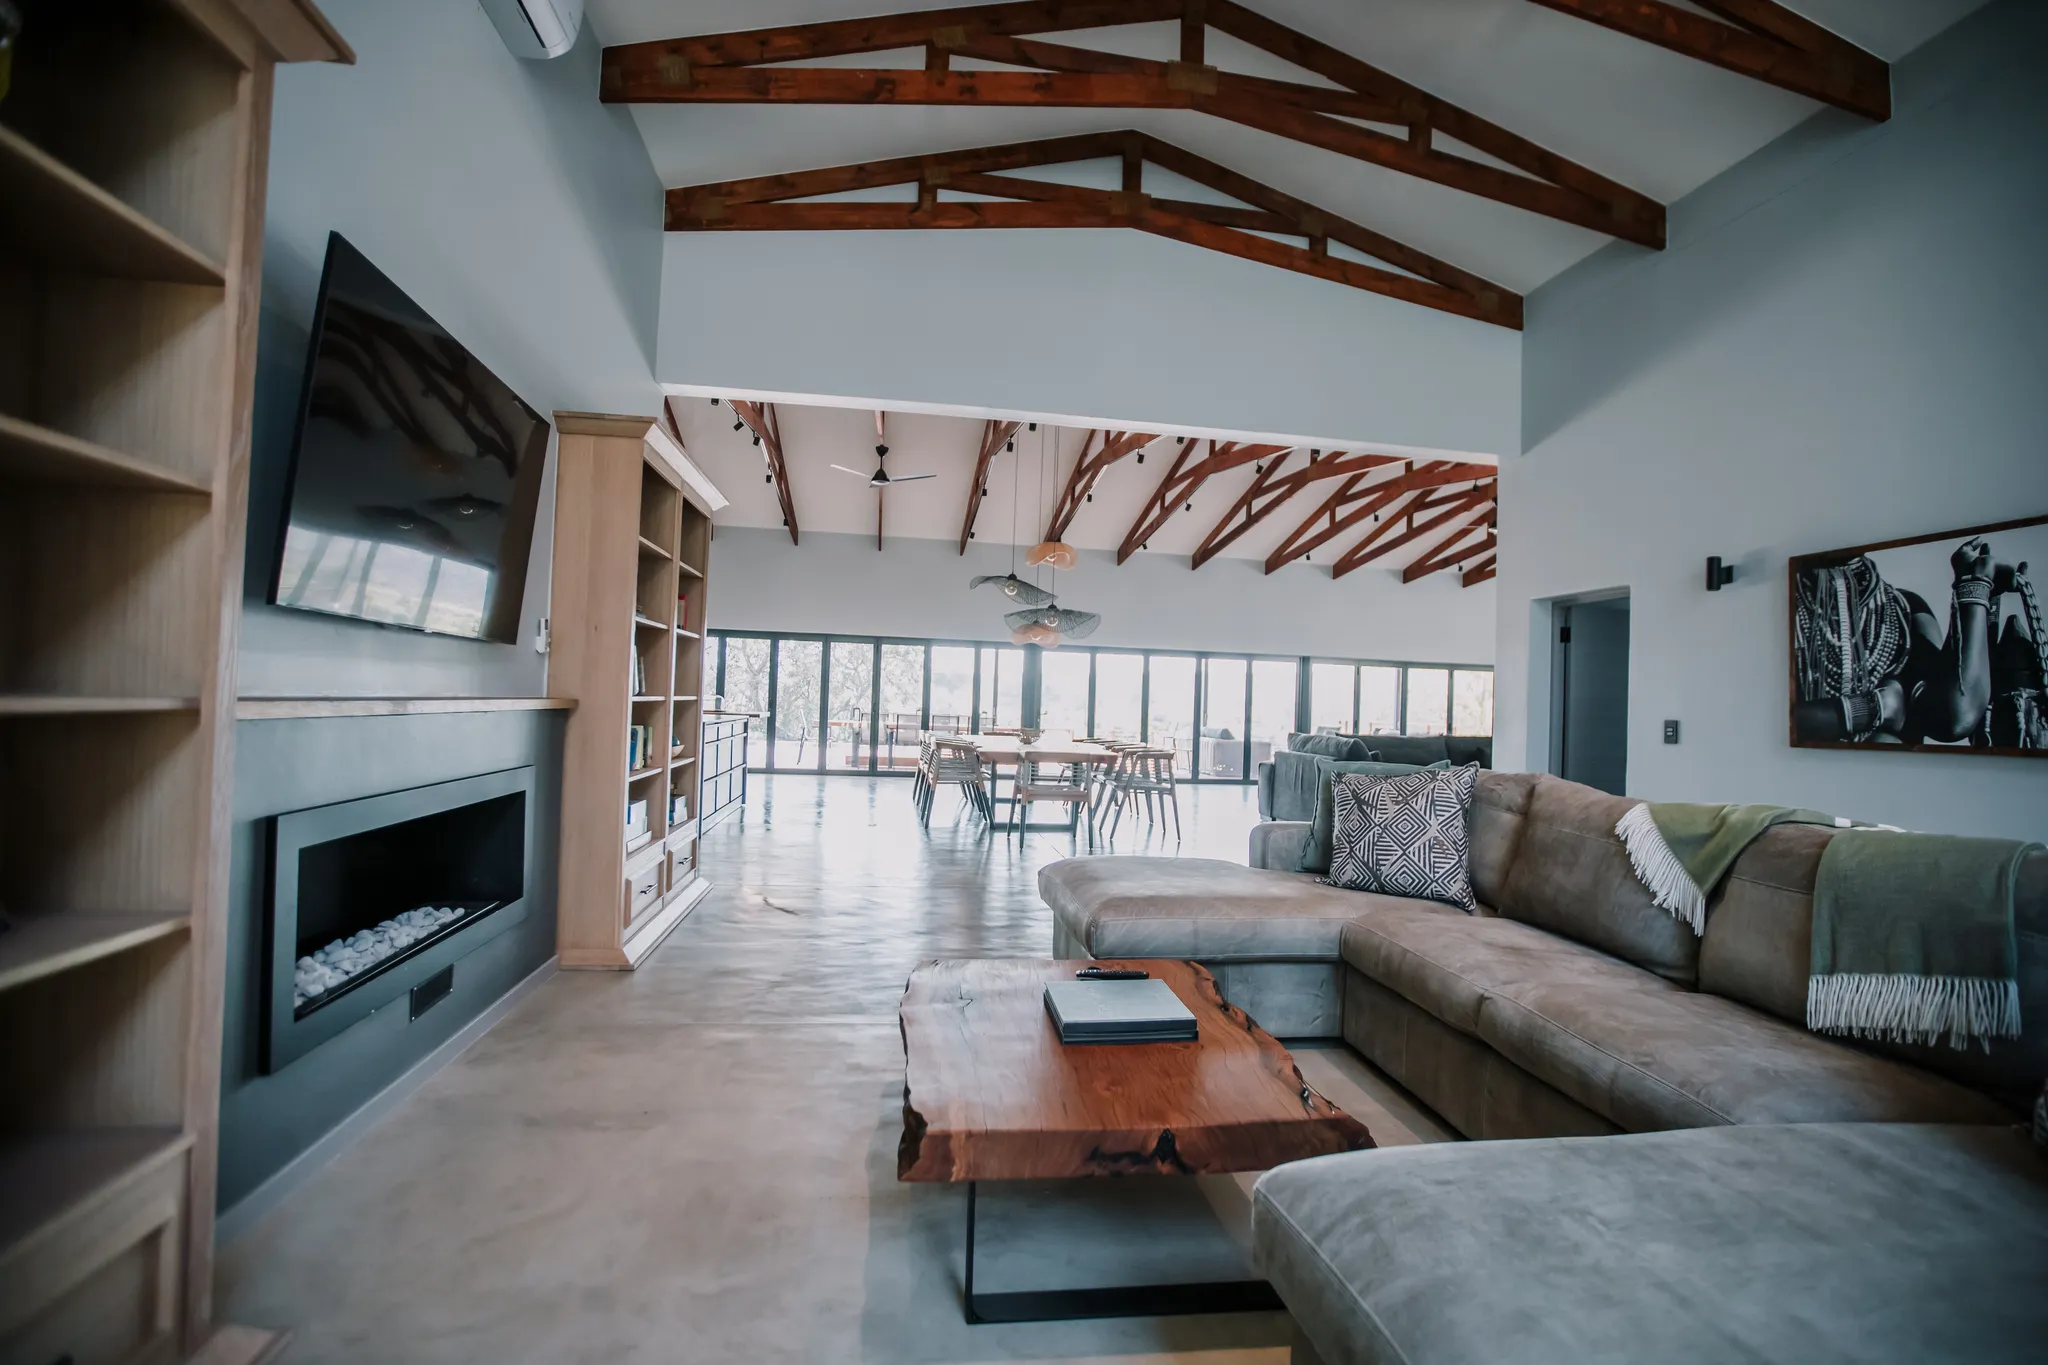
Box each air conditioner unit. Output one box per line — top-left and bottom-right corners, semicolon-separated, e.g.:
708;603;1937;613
480;0;583;60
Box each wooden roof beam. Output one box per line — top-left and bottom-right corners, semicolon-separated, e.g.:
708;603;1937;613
1263;460;1494;573
730;399;798;544
1403;523;1498;583
1331;484;1495;579
958;418;1022;553
1045;428;1160;540
1192;449;1404;569
1461;554;1498;588
1525;0;1888;121
610;1;1665;250
1118;438;1292;563
668;133;1524;328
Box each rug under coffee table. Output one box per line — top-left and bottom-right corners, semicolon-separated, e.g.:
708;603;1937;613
899;957;1373;1323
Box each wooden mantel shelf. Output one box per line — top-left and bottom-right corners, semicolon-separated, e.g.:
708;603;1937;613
236;697;578;721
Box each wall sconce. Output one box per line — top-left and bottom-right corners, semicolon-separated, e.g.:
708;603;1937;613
1705;556;1735;591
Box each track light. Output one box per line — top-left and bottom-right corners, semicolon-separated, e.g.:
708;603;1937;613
752;435;761;446
1255;464;1264;475
1006;440;1014;451
1028;422;1038;431
981;486;989;496
968;531;976;540
765;474;772;484
1184;502;1193;512
1310;448;1320;456
1175;436;1185;444
1136;452;1144;464
710;397;721;406
1086;493;1093;502
732;419;744;432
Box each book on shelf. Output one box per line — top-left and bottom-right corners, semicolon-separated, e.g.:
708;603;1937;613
628;723;654;770
625;797;650;845
677;592;688;631
669;793;689;826
630;649;646;695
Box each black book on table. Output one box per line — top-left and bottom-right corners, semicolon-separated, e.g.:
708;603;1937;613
1044;978;1199;1045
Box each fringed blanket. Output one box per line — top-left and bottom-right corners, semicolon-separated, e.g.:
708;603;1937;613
1615;803;1841;934
1808;830;2032;1050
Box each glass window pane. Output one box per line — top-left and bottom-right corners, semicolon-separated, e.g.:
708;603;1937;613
978;647;1022;729
1358;666;1401;735
826;642;873;771
723;637;770;722
879;643;924;769
1310;662;1354;733
1453;670;1495;737
1040;651;1091;737
1250;659;1296;776
1093;653;1143;740
1200;657;1249;780
1147;655;1197;778
772;639;822;768
1405;667;1450;736
928;647;975;734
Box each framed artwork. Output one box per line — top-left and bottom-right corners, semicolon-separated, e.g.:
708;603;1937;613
1788;514;2046;757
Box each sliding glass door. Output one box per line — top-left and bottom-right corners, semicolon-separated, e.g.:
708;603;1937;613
710;630;1491;779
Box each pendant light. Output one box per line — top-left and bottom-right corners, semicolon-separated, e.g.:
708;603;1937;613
1024;424;1079;570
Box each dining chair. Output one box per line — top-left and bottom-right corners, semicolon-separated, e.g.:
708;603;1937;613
924;737;991;827
1107;747;1181;842
1007;758;1092;845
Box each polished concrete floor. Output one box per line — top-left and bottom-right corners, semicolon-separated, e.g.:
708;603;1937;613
218;774;1446;1364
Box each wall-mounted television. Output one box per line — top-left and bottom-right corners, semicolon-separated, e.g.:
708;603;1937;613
268;233;549;644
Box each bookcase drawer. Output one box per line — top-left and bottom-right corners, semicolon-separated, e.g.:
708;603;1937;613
666;838;694;892
623;858;662;929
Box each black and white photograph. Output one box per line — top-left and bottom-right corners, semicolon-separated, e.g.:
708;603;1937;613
1790;515;2048;756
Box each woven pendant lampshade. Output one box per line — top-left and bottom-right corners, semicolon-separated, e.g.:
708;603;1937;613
1024;540;1079;571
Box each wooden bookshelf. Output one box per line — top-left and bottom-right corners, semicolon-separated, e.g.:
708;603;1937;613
0;3;349;1362
548;414;722;970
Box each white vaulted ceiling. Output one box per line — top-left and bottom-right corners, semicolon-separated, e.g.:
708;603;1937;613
589;0;1985;293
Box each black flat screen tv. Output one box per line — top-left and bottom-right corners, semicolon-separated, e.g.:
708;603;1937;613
268;233;549;644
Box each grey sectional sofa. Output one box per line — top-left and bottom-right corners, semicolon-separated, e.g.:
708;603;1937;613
1039;768;2048;1364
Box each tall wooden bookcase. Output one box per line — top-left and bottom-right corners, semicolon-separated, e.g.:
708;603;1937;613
0;2;348;1362
548;414;719;969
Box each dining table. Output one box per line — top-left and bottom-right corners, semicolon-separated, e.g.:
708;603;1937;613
962;736;1119;832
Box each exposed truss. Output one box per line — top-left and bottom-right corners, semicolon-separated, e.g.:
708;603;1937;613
958;418;1024;553
1191;448;1403;568
1262;459;1494;573
729;399;797;544
1403;522;1497;582
609;0;1666;255
667;131;1522;327
1330;481;1495;579
1119;438;1293;562
1462;555;1498;587
1045;428;1160;539
1527;0;1888;120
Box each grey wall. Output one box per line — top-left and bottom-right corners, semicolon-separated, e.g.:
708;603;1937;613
1496;0;2048;840
240;0;664;698
660;226;1521;461
707;526;1496;666
218;710;564;1213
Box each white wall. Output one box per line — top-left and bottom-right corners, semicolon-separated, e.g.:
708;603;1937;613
239;1;664;697
659;227;1520;461
708;527;1495;666
1497;0;2048;840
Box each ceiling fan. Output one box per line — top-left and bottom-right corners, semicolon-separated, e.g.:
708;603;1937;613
833;414;935;488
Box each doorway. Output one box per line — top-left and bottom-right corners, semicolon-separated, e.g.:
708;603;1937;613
1550;594;1630;795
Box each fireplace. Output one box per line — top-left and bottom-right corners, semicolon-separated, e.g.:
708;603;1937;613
263;766;534;1072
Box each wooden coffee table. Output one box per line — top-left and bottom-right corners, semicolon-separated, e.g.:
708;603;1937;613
899;958;1373;1323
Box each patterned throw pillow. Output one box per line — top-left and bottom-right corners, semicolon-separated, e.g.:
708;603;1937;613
1324;765;1478;910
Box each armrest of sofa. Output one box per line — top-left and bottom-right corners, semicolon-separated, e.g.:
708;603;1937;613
1256;761;1276;820
1250;820;1310;872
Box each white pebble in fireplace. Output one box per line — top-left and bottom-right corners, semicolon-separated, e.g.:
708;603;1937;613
295;905;467;1008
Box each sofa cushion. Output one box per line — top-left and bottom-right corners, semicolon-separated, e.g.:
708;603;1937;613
1468;770;1538;911
1038;856;1454;962
1476;969;2014;1130
1301;757;1450;873
1702;831;2048;1112
1497;775;1700;984
1359;735;1450;766
1288;732;1372;760
1252;1123;2048;1365
1444;735;1492;769
1269;750;1327;823
1341;907;1673;1040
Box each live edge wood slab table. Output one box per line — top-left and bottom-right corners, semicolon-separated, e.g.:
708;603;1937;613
899;958;1373;1323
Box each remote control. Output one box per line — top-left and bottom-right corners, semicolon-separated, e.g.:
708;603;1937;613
1075;967;1150;980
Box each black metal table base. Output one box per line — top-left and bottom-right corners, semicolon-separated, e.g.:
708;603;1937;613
963;1182;1284;1325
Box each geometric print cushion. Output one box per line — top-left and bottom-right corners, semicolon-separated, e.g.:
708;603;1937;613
1323;764;1478;911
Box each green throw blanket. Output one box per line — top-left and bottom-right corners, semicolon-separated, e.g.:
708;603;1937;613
1809;830;2032;1050
1615;802;1841;934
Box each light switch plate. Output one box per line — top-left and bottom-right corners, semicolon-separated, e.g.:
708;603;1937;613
1663;719;1681;744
